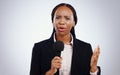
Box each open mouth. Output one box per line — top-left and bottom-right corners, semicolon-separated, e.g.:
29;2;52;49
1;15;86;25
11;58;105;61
57;27;66;32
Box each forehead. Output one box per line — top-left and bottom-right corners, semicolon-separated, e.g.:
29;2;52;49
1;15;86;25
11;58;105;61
55;6;73;16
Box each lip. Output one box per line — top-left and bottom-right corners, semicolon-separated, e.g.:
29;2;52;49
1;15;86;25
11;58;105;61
57;27;66;32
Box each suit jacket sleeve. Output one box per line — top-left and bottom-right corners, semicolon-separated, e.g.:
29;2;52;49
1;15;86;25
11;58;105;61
30;43;45;75
97;66;101;75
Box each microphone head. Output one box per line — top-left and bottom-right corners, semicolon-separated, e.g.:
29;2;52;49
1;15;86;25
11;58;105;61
53;41;64;56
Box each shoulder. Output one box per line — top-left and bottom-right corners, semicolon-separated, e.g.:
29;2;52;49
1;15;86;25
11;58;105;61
31;39;52;54
74;38;93;54
34;38;52;47
74;38;92;51
32;34;54;51
75;38;91;46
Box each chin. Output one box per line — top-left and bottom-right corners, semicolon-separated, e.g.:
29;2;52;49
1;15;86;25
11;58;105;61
58;32;69;36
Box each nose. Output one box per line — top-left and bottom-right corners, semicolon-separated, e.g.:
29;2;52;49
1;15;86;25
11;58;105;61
59;18;65;25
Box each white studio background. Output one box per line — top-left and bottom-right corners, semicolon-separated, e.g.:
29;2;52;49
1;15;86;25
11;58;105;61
0;0;120;75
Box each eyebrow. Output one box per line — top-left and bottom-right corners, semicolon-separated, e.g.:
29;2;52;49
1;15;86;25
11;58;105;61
56;15;71;18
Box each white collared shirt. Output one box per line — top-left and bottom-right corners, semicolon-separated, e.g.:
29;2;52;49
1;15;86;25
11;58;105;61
54;33;97;75
59;44;73;75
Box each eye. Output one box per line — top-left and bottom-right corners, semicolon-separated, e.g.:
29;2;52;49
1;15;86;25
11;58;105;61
55;16;61;19
65;16;71;20
66;17;70;20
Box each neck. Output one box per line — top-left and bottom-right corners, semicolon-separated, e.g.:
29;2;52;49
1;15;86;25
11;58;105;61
55;33;71;44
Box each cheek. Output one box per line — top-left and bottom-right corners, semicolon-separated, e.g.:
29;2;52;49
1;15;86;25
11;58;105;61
52;21;57;28
67;22;74;28
53;20;58;27
68;25;73;31
67;22;75;31
67;19;75;25
66;24;73;31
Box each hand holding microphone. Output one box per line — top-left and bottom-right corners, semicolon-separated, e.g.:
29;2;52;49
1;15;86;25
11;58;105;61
46;41;64;75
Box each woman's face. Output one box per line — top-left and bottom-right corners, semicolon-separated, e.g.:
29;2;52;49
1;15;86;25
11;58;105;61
53;6;75;36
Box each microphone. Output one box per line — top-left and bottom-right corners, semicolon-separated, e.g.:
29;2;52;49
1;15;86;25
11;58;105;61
53;41;64;57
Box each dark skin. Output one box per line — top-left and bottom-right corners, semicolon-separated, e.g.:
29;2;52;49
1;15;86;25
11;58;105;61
46;6;100;75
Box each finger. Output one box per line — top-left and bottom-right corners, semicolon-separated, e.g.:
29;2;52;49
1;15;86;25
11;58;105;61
53;56;62;62
95;45;100;58
52;60;62;69
93;46;100;61
94;46;100;56
93;48;97;56
51;56;62;69
97;45;100;55
52;57;60;63
54;60;62;64
53;56;62;60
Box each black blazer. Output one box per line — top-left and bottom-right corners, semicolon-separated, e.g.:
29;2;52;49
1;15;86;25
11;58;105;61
30;34;101;75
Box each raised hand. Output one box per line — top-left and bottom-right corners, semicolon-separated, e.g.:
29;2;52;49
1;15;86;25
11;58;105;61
90;46;100;72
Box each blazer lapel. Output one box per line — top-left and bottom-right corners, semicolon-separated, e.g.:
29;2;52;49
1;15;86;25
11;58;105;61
70;39;86;75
